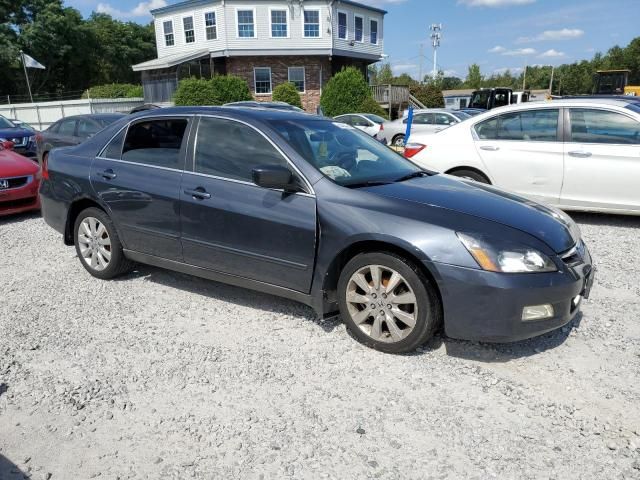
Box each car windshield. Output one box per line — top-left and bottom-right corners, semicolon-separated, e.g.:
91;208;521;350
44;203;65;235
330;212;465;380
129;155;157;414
0;116;16;128
271;118;422;187
362;114;387;124
450;111;471;121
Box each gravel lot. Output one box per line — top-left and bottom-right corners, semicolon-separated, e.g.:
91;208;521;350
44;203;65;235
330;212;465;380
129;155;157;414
1;212;639;480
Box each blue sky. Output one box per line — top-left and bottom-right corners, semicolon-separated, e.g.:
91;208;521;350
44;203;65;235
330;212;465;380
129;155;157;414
67;0;639;80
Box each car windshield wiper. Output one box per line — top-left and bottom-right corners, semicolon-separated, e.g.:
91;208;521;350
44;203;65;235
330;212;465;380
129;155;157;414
394;171;430;183
343;180;394;189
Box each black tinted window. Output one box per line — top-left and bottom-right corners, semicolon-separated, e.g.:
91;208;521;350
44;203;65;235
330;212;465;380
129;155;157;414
101;129;126;159
570;108;640;144
195;117;289;182
122;119;188;169
475;109;558;141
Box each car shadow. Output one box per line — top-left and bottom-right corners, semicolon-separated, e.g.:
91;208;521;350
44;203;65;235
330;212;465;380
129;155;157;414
0;383;7;397
118;264;342;333
568;211;640;228
0;455;27;479
0;210;41;226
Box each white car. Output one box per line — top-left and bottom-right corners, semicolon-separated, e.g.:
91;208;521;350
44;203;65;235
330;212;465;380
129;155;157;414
333;113;387;138
383;109;470;147
404;98;640;215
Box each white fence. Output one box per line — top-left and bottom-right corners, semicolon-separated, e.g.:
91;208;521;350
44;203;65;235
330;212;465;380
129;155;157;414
0;98;146;130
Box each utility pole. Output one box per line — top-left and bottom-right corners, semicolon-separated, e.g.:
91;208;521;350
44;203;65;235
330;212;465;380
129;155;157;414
522;63;527;91
419;43;424;84
549;65;555;95
430;24;442;80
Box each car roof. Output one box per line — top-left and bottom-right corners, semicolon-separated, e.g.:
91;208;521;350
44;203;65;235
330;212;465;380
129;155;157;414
56;113;126;121
128;105;317;122
487;97;640;114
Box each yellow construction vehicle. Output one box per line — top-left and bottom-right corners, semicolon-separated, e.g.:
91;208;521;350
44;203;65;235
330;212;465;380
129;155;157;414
593;70;640;96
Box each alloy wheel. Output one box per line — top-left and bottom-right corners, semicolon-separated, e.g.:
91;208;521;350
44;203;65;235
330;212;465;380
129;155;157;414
345;265;418;343
77;217;112;272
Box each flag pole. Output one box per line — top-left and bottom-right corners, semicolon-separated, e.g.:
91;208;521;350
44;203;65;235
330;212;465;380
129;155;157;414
20;51;34;103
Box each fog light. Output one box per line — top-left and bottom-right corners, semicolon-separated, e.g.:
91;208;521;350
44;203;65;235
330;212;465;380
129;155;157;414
522;304;554;321
572;295;582;308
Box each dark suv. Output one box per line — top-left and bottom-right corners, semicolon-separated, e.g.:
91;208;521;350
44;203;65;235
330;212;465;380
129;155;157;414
39;107;594;353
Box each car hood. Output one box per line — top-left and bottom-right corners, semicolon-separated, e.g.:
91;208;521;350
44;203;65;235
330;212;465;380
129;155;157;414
362;174;580;253
0;127;32;139
0;149;39;177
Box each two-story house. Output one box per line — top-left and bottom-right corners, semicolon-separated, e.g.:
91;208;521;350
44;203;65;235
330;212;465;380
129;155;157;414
132;0;386;111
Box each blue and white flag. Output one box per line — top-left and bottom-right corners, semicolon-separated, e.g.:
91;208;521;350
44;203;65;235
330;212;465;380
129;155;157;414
21;53;45;70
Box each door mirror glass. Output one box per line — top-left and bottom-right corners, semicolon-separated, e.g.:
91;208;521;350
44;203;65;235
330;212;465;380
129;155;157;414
252;165;295;190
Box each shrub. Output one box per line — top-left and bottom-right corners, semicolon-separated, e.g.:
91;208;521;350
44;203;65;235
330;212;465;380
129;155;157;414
358;95;389;119
209;75;252;104
272;82;303;109
84;83;143;99
173;78;218;106
320;67;372;117
410;84;445;108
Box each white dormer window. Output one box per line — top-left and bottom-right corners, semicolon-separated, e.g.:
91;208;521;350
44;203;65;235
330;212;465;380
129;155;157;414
163;20;174;47
270;9;288;38
237;9;255;38
370;19;378;44
303;9;320;38
354;15;363;42
183;16;195;43
205;12;217;40
337;11;347;39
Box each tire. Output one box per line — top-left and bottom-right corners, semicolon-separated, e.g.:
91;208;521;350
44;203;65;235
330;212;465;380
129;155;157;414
337;252;442;354
449;169;490;184
391;134;406;147
73;207;134;280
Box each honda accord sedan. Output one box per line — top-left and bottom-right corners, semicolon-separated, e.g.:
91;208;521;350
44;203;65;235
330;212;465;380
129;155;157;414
39;107;594;353
0;140;41;216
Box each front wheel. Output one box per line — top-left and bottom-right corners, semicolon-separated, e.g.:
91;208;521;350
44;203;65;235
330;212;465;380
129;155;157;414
448;169;490;184
74;207;134;279
337;252;441;354
391;134;406;147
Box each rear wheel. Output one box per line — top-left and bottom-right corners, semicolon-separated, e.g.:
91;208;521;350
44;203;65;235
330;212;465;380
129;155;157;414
74;207;134;279
338;252;441;354
448;169;490;184
392;134;406;147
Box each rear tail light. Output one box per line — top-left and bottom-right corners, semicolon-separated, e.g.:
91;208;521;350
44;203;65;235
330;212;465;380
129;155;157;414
379;123;384;131
403;143;426;159
42;154;49;180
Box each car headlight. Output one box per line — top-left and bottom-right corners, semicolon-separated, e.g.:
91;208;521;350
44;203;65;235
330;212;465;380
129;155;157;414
457;233;557;273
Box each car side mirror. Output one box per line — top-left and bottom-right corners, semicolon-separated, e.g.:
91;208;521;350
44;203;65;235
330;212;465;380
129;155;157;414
252;165;298;191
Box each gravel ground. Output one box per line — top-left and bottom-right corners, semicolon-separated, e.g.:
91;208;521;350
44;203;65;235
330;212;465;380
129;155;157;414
1;212;639;480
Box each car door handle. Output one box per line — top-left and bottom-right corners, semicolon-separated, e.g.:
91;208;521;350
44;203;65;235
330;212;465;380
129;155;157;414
480;145;500;151
568;151;592;158
184;188;211;200
100;169;117;180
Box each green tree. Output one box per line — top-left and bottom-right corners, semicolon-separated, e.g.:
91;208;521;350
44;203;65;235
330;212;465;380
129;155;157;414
377;63;394;84
209;74;252;104
320;67;373;116
173;77;217;106
464;63;483;89
271;82;303;109
410;84;444;108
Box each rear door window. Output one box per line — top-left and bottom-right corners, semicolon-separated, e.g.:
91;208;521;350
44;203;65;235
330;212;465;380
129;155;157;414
412;113;434;125
475;109;559;141
101;129;126;160
569;108;640;144
58;119;77;137
194;117;289;182
121;118;189;169
77;119;101;139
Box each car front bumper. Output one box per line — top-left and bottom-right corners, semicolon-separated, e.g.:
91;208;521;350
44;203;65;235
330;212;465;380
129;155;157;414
0;176;41;217
429;246;593;342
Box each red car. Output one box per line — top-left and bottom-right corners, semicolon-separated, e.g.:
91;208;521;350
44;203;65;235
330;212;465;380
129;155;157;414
0;140;41;216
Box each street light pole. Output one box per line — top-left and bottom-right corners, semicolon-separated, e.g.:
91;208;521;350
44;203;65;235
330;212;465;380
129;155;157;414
549;66;555;95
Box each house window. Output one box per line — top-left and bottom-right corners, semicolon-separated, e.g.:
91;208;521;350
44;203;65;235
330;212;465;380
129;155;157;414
183;16;195;43
338;12;347;39
370;19;378;44
237;9;255;38
163;21;174;46
254;67;272;94
271;9;288;38
205;12;217;40
303;10;320;38
288;67;305;92
354;15;363;42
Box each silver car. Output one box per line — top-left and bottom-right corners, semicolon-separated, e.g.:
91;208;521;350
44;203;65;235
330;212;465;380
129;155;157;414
333;113;388;138
383;109;470;147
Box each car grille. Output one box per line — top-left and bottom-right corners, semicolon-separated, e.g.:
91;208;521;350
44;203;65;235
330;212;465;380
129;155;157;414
0;196;37;210
0;176;30;189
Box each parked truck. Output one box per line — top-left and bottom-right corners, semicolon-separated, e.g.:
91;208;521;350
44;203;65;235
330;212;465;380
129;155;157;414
468;88;530;110
593;70;640;96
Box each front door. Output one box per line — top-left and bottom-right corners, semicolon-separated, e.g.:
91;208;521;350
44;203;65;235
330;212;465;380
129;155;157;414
180;116;317;293
561;107;640;213
473;107;563;205
90;117;191;261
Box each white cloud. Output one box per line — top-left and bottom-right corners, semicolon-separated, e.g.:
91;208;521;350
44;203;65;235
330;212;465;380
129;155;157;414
538;49;565;58
391;63;418;75
97;0;166;18
458;0;535;7
517;28;584;43
493;67;524;74
502;48;537;56
488;46;506;53
443;69;459;77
